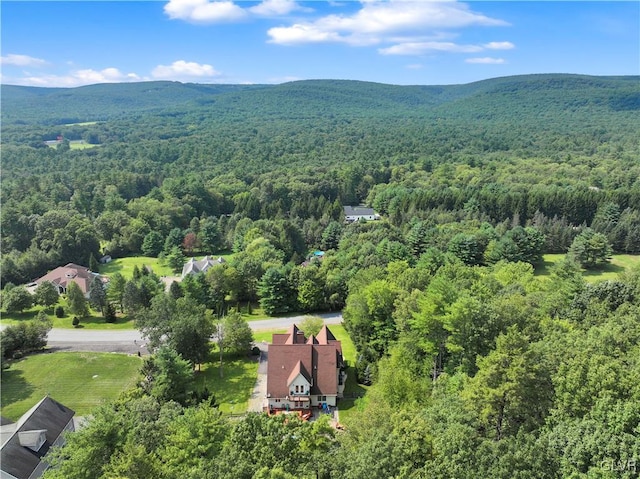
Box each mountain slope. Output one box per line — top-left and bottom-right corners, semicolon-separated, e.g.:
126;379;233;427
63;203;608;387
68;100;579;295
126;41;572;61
2;74;637;128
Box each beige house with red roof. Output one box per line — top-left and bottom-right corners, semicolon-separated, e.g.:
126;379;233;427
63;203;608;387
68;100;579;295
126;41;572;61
266;324;345;413
33;263;102;298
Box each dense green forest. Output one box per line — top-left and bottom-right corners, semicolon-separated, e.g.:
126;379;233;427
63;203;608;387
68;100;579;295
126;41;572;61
2;74;639;288
2;74;640;477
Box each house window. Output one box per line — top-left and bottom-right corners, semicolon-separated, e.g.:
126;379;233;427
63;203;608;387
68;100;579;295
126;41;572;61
275;399;280;403
295;385;300;393
317;395;322;401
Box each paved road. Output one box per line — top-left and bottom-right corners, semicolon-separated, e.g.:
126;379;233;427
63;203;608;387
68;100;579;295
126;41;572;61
33;312;343;353
248;312;342;331
42;312;342;342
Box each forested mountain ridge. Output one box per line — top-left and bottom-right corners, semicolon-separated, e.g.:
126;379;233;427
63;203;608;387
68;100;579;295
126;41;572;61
1;81;265;124
2;74;638;126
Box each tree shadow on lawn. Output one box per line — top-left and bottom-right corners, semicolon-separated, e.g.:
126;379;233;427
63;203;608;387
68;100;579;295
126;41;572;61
0;309;41;323
533;259;555;277
0;366;35;408
75;315;134;327
582;262;625;279
339;366;368;413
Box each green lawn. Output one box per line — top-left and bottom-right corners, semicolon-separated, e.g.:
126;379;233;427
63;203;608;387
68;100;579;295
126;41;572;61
99;256;175;279
1;302;135;330
0;352;142;421
0;296;134;330
45;140;99;150
536;253;640;282
252;329;286;343
324;324;368;426
194;352;259;415
69;141;99;150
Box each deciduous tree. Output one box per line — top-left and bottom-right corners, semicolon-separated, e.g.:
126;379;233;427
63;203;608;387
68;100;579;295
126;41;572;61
221;312;253;356
2;285;33;313
33;281;59;309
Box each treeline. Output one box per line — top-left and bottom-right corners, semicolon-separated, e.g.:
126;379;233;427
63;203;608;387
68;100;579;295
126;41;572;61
3;162;640;290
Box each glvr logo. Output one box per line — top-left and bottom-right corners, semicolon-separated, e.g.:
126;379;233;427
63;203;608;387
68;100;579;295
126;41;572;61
600;459;637;474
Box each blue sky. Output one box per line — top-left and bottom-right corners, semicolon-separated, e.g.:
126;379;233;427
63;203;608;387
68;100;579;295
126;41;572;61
1;1;638;87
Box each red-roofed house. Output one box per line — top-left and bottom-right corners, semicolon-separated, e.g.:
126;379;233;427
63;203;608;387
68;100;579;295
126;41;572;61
266;324;345;413
33;263;102;298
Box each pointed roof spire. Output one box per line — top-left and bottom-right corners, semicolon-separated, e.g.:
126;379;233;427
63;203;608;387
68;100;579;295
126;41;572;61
285;324;299;344
316;325;336;344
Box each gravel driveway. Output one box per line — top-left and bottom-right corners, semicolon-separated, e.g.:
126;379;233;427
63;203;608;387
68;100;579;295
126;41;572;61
247;343;268;412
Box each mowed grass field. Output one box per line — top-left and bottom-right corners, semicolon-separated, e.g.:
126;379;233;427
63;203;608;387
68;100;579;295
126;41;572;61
194;353;259;415
0;302;135;330
535;253;640;282
99;256;175;279
1;352;142;421
45;140;99;150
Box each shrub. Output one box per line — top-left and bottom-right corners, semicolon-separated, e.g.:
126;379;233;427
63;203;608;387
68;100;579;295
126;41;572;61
251;346;261;356
0;320;52;359
55;305;65;318
72;316;80;328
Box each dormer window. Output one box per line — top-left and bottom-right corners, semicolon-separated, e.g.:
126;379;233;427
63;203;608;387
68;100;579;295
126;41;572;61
18;429;47;452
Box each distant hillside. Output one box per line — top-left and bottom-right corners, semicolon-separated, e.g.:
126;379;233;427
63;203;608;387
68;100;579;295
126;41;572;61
1;81;265;125
2;74;638;126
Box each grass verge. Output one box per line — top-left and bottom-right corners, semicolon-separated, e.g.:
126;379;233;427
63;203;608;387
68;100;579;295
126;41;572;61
326;324;368;426
0;352;142;421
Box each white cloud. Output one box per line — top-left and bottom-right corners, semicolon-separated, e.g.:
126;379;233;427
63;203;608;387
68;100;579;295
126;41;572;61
465;57;506;64
164;0;310;22
380;41;483;55
152;60;220;79
5;68;140;87
268;23;345;45
0;53;48;67
164;0;247;23
483;41;515;50
3;60;221;87
406;63;424;70
268;1;508;45
76;68;140;83
249;0;305;16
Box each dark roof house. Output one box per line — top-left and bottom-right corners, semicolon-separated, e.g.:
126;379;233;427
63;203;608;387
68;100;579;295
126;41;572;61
0;396;75;479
